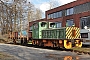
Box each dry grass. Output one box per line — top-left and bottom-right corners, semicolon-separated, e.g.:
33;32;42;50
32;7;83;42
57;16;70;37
0;52;19;60
0;34;13;43
71;47;90;52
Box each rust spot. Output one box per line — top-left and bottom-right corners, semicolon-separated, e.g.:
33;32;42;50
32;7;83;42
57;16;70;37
72;30;76;37
64;56;72;60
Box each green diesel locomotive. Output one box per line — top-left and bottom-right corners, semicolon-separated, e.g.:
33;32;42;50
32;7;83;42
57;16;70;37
31;21;82;49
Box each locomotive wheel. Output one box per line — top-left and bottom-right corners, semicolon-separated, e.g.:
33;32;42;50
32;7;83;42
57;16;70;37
21;38;24;45
21;39;23;45
64;40;72;49
13;39;16;44
32;40;35;45
75;40;82;47
23;38;27;46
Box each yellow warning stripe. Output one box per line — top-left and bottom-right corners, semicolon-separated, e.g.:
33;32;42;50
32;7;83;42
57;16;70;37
66;27;80;39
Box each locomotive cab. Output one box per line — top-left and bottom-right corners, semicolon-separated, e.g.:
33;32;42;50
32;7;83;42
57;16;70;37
49;22;56;28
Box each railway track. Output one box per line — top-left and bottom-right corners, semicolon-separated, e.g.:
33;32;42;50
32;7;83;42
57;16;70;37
26;43;90;55
43;47;90;56
27;45;90;56
7;43;90;56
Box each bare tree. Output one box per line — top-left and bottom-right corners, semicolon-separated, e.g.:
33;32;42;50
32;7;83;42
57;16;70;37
0;0;13;35
35;8;42;20
49;0;59;9
27;2;35;22
0;0;42;35
27;2;42;21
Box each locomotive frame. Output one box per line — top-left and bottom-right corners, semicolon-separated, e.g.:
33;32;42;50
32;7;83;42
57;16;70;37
31;21;83;49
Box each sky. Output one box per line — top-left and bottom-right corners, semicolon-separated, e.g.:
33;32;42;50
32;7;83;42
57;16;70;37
29;0;76;12
2;0;76;13
2;0;76;18
27;0;76;18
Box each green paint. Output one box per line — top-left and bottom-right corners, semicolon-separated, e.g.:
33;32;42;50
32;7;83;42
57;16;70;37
32;21;48;39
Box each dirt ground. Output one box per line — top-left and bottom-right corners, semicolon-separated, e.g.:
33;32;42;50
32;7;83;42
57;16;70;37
0;52;19;60
0;43;90;60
